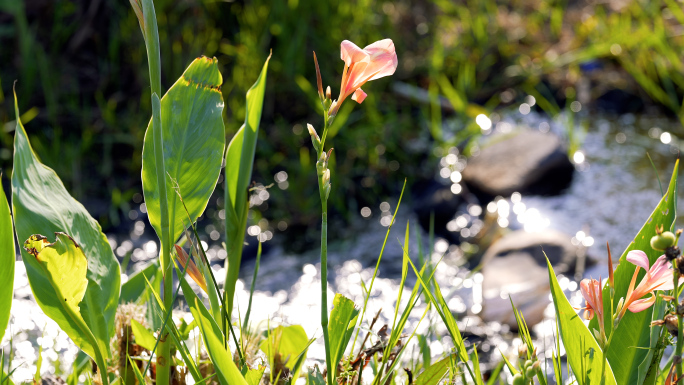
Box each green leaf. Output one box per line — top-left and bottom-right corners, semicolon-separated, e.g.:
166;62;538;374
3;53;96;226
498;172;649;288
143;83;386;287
21;234;99;360
1;353;15;385
127;354;147;385
244;367;265;385
11;91;120;358
224;54;271;315
120;261;159;304
547;259;616;385
414;355;453;385
638;296;666;385
260;325;309;373
0;176;14;343
328;294;359;379
406;257;469;368
181;278;247;385
141;56;226;244
595;160;678;384
130;319;156;351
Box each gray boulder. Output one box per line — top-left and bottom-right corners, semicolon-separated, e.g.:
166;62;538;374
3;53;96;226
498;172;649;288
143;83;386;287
480;230;581;328
463;131;574;198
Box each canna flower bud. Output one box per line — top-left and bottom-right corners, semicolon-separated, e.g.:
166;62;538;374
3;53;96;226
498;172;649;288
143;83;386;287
614;297;625;326
129;0;146;35
324;183;331;200
307;123;321;152
174;245;208;293
313;51;324;102
607;242;615;290
328;100;339;117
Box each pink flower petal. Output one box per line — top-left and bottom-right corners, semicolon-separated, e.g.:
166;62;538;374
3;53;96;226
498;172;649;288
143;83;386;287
362;39;398;81
345;61;370;93
627;295;656;313
351;88;367;103
627;250;650;270
341;40;368;67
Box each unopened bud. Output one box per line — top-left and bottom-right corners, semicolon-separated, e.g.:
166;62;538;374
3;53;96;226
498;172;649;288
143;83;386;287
328;100;339;117
322;169;331;185
129;0;146;34
326;86;331;100
316;153;327;173
313;51;324;102
307;123;321;152
518;344;528;358
324;183;331;200
614;298;625;327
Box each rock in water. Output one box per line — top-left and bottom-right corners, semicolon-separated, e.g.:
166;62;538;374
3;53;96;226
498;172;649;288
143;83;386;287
481;230;580;328
411;179;468;243
463;131;574;199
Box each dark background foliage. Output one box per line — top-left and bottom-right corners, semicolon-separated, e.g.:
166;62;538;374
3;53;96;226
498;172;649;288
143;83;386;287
1;0;682;248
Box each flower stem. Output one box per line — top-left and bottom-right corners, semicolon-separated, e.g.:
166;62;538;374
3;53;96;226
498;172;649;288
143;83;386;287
674;258;682;378
600;332;613;385
138;1;172;383
317;116;333;385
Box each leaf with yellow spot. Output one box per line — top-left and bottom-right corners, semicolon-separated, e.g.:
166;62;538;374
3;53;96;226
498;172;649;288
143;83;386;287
22;233;96;359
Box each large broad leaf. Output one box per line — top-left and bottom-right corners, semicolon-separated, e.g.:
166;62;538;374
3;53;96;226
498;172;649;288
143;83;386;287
548;259;616;384
181;278;247;385
141;56;225;244
224;54;271;315
11;92;120;357
22;233;98;359
328;294;359;379
0;176;14;343
260;325;309;373
593;160;678;384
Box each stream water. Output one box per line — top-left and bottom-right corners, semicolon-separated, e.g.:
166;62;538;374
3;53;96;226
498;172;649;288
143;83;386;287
4;107;684;383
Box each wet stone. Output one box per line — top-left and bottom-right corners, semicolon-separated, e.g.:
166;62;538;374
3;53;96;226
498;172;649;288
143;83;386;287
462;131;574;199
480;230;581;328
412;179;472;242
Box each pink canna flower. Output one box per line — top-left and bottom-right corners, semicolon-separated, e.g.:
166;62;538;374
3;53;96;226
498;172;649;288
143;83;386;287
329;39;398;116
580;278;604;321
580;278;606;342
617;250;678;320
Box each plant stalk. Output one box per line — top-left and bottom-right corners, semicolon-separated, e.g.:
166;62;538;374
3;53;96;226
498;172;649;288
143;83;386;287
317;114;333;385
139;0;172;383
675;259;682;379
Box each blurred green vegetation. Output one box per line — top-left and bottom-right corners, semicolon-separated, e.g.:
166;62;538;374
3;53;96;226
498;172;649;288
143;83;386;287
1;0;683;238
